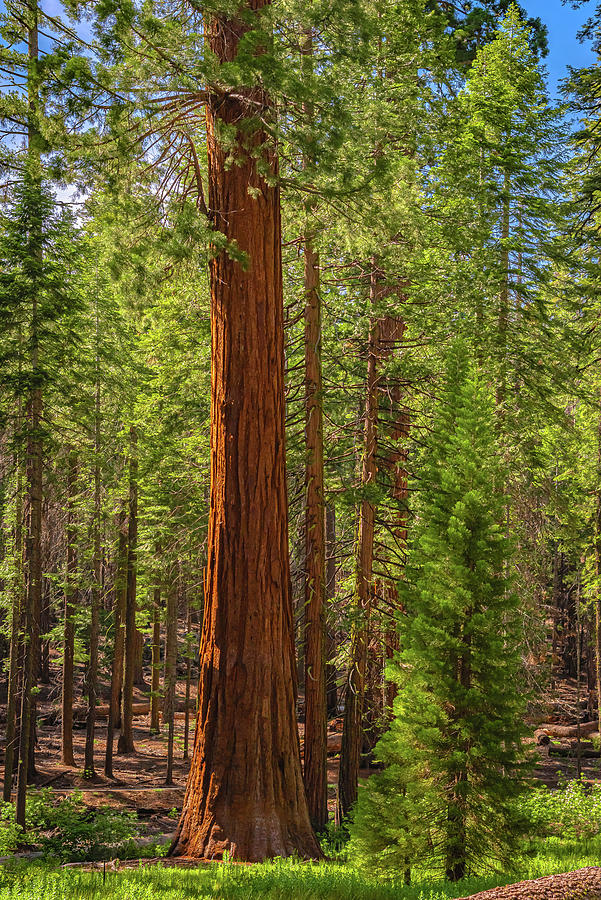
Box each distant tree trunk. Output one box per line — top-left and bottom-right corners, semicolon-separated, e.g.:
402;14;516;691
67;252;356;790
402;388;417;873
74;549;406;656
17;8;43;824
118;427;138;755
303;208;327;833
150;587;161;735
40;585;50;685
4;454;23;802
338;267;381;821
183;594;192;760
133;628;146;688
16;313;42;820
595;401;601;737
170;0;320;862
61;451;77;768
104;504;127;778
325;504;338;719
84;376;102;778
164;572;178;785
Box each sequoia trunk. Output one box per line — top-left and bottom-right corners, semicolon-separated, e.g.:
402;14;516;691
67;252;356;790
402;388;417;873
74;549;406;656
170;0;319;861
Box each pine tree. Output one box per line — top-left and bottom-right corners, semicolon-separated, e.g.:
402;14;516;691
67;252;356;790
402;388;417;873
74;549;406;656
349;340;530;881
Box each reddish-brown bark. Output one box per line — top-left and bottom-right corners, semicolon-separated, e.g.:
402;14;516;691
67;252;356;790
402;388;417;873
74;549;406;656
325;504;338;719
303;229;327;832
170;1;320;861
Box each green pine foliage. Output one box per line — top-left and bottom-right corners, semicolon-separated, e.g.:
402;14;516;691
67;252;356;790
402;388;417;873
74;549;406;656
349;341;530;881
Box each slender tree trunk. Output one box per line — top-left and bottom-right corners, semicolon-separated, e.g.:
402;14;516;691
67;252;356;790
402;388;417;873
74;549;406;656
164;572;178;785
84;327;102;777
150;587;161;735
61;451;77;767
39;583;50;684
595;400;601;736
303;206;327;833
104;505;127;778
338;269;381;821
4;448;23;802
17;340;42;819
325;504;338;719
16;5;43;822
170;0;320;861
118;427;138;755
183;594;192;760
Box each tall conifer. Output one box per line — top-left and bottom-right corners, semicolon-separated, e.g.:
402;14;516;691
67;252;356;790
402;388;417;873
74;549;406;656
349;341;529;881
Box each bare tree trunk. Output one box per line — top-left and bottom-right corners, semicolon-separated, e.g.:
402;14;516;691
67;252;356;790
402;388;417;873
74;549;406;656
61;451;77;768
118;427;138;755
16;332;42;821
164;572;178;785
105;504;127;777
595;403;601;731
183;594;192;760
84;335;102;777
170;0;320;861
4;454;23;802
303;200;327;833
16;5;42;822
338;267;381;821
325;504;338;719
150;587;161;735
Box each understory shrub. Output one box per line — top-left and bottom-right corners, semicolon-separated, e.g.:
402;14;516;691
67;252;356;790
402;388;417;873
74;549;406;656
0;790;138;861
518;779;601;840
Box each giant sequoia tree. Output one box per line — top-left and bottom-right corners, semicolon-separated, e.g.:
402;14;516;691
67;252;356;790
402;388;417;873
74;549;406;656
169;0;320;861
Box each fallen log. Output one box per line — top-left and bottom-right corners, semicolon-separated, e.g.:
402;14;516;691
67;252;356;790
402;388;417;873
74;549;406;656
457;867;601;899
72;698;196;721
548;746;600;759
536;721;598;739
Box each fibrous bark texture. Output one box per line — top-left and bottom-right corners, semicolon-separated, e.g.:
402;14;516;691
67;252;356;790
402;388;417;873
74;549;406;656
303;230;327;832
170;1;320;863
457;867;601;900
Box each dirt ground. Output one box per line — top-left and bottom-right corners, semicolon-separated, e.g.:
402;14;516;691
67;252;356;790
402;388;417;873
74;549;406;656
1;669;600;842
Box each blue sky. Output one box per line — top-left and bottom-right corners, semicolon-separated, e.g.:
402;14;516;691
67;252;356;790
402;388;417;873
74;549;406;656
523;0;596;94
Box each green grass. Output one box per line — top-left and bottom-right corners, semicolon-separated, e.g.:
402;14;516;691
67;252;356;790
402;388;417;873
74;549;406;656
0;836;599;900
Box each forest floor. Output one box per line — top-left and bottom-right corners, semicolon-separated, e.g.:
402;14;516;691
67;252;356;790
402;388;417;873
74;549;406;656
1;666;600;852
0;670;600;897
